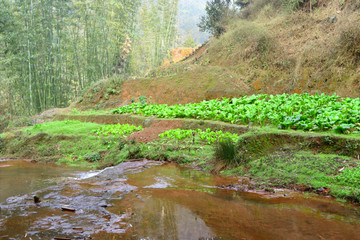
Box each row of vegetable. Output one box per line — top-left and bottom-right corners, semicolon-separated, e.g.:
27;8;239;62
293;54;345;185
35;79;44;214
113;93;360;134
159;129;239;144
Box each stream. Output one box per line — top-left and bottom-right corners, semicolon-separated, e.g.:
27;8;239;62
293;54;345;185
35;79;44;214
1;159;360;240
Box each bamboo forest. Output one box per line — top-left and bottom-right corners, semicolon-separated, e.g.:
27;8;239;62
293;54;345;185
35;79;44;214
0;0;179;115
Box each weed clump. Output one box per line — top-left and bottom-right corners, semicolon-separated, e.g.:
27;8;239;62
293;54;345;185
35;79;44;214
126;145;142;159
214;139;241;166
83;152;101;162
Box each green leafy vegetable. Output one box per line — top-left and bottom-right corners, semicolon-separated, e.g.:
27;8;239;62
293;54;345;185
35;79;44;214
92;124;143;136
113;93;360;134
159;129;239;144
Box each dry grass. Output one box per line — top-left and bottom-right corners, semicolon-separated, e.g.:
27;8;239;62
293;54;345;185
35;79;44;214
207;20;278;69
72;0;360;112
337;23;360;65
240;0;282;20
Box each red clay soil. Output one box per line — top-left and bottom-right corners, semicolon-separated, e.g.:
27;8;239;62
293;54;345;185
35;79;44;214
128;120;182;143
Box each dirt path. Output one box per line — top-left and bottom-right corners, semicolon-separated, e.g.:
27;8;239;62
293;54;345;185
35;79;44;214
128;120;182;143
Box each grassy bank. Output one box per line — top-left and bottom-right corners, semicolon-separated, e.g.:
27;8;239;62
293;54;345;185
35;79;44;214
0;121;213;169
1;119;360;202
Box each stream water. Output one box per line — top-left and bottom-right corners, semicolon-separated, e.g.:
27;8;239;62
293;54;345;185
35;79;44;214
1;159;360;240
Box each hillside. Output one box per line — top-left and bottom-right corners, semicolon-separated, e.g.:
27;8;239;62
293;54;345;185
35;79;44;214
74;0;359;110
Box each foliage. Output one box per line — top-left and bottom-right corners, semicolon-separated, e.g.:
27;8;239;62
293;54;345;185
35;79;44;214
114;93;360;134
336;167;360;187
198;0;233;37
159;128;239;144
83;152;102;162
92;124;143;137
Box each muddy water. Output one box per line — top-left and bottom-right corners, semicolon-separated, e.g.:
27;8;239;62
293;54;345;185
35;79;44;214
1;160;360;240
0;160;83;203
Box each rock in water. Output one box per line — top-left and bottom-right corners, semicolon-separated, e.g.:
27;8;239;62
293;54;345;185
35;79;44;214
33;196;41;204
61;206;76;212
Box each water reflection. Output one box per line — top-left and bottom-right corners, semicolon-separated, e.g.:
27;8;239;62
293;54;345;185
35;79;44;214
0;160;83;202
0;161;360;240
110;190;215;240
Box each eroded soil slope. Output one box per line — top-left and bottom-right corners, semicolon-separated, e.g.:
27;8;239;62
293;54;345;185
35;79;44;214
75;0;360;110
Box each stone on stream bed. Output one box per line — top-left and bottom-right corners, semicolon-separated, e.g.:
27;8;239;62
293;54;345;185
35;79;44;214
61;206;76;212
33;195;41;204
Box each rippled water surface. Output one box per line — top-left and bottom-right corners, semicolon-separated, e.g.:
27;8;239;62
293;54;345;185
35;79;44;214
1;160;360;240
0;160;82;202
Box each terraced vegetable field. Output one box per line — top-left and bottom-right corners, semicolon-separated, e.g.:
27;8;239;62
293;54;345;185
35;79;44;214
113;94;360;134
159;129;239;144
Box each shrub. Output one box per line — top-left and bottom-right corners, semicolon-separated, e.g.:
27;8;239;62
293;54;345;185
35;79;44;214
83;152;101;162
139;95;148;105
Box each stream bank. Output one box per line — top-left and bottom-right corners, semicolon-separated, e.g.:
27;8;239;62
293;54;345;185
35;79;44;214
1;115;360;202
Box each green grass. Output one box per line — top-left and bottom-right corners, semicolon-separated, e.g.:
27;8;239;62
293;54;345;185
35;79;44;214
159;128;239;144
140;141;214;166
22;120;102;136
71;109;112;116
0;120;212;169
0;121;144;169
238;151;360;201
